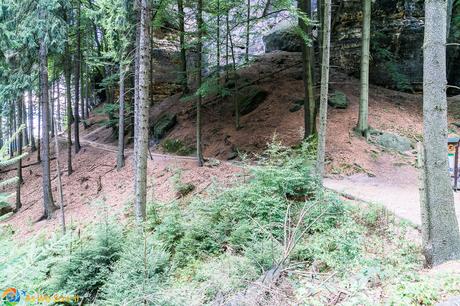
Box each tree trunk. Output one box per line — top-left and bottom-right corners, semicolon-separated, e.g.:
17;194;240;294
216;0;221;75
57;78;61;132
299;0;316;138
196;0;204;166
245;0;250;63
315;0;332;184
50;80;55;138
64;41;73;176
28;91;36;152
177;0;187;93
15;97;23;212
74;0;81;154
53;115;66;234
22;98;29;147
357;0;371;137
0;105;3;149
37;92;41;162
117;64;126;170
39;8;55;219
134;0;152;223
421;0;460;266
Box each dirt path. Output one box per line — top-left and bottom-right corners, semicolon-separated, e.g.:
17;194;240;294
324;164;460;226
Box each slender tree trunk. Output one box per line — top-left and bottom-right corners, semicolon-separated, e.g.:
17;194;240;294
22;99;29;147
299;0;316;138
51;80;55;138
37;94;41;162
216;0;221;75
227;14;240;130
225;10;230;81
245;0;250;63
57;78;61;132
134;8;141;172
177;0;187;93
64;40;73;176
196;0;204;166
117;64;126;170
74;0;81;153
39;8;55;219
0;105;3;149
315;0;332;183
85;72;90;119
53;117;66;234
28;91;36;152
15;97;23;212
134;0;152;223
357;0;371;137
421;0;460;266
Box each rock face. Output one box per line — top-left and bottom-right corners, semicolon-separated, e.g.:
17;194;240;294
262;0;460;91
331;0;425;91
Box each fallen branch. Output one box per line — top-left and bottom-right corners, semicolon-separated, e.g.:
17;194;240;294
0;158;56;174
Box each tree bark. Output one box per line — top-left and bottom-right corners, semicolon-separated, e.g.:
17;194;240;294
299;0;316;138
29;93;36;153
53;115;66;234
315;0;332;184
15;97;23;212
421;0;460;266
134;0;152;223
245;0;250;63
196;0;204;166
22;98;29;147
177;0;187;93
57;78;61;132
64;40;73;176
39;7;55;219
50;80;55;138
74;0;82;153
117;64;126;170
357;0;371;137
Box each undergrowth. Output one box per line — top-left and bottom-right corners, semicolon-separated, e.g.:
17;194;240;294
1;141;459;305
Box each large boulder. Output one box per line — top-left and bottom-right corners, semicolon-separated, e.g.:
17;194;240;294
237;86;269;115
371;130;412;152
263;22;303;53
328;90;349;109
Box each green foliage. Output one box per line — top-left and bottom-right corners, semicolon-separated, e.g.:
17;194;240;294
162;139;194;156
50;221;123;300
153;141;344;269
100;231;170;305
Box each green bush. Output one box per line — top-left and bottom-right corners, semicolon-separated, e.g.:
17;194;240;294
162;139;193;156
50;221;123;300
99;231;170;305
153;141;344;268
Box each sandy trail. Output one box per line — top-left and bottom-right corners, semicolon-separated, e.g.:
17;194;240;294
324;164;460;226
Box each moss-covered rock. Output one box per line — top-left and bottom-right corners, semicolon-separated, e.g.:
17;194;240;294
237;86;269;115
328;91;349;109
152;114;177;140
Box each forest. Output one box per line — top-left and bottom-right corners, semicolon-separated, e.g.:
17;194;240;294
1;0;460;305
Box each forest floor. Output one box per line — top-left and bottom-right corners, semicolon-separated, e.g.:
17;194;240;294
3;51;460;238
